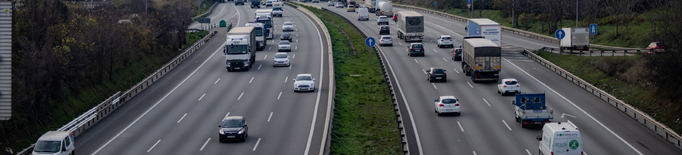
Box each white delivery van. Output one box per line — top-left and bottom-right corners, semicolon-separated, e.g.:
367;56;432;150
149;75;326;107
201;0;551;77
537;121;583;155
357;8;369;21
32;131;75;155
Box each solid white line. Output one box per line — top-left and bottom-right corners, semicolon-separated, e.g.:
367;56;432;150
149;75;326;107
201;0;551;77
258;64;262;70
285;76;288;83
268;112;273;122
198;93;206;101
263;55;267;59
252;138;262;151
177;113;187;123
473;151;477;155
214;78;220;84
302;8;325;155
199;138;210;151
237;92;244;100
467;82;474;88
483;98;491;107
453;68;460;74
277;92;282;100
503;57;643;155
249;77;254;83
224;112;230;119
147;139;161;153
525;149;532;155
414;59;419;63
443;57;448;62
502;120;512;131
432;83;437;89
457;121;464;132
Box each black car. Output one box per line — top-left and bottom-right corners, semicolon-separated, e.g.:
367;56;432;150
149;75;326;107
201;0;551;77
427;67;447;82
280;32;292;41
218;116;248;142
452;48;462;61
379;25;390;35
407;43;424;56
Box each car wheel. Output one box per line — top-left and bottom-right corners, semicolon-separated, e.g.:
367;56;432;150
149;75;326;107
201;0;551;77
516;116;520;122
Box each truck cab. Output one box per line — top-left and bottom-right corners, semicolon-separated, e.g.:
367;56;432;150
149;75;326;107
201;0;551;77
537;121;583;155
32;131;75;155
245;22;267;50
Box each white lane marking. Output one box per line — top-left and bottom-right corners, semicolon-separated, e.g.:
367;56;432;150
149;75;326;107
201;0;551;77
426;30;431;32
263;55;267;59
467;82;474;88
214;78;220;84
268;112;273;122
198;93;206;101
293;54;296;59
90;29;235;154
457;121;464;132
414;59;419;63
301;8;325;155
503;58;643;155
295;46;298;50
277;92;282;100
483;98;491;107
237;92;244;100
296;39;299;42
473;151;477;155
398;42;402;45
249;77;254;83
269;46;272;50
433;49;438;53
147;139;161;152
252;138;262;151
224;112;230;119
199;138;210;151
423;43;427;45
502;120;512;131
453;68;460;74
271;40;274;44
422;69;427;74
297;34;299;36
425;21;464;38
443;57;448;62
562;113;577;118
405;49;409;52
258;64;262;70
432;83;437;89
289;64;292;69
177;113;187;123
525;149;532;155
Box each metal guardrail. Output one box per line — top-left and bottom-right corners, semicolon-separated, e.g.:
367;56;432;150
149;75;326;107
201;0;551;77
540;47;648;56
392;4;647;51
16;31;218;155
521;49;682;150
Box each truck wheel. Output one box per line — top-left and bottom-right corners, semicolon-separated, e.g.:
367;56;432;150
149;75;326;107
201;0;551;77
521;124;527;128
471;71;477;83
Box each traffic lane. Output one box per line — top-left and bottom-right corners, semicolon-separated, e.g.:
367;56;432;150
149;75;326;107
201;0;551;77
189;3;238;29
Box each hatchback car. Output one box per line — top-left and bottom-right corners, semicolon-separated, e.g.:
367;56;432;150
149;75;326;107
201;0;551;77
273;52;290;67
336;2;344;8
407;43;424;56
278;41;291;52
379;25;390;35
293;74;316;92
434;96;460;116
328;1;334;6
646;42;667;53
426;67;447;82
497;78;520;96
379;35;393;46
452;48;462;61
218;116;248;142
437;35;454;48
272;10;283;17
377;16;389;25
282;21;294;31
280;32;292;41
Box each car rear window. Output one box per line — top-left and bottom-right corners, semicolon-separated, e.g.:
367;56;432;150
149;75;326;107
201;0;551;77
442;37;452;40
412;44;423;48
382;36;391;39
275;54;287;58
279;41;290;45
505;81;518;85
432;69;444;74
381;26;389;30
442;99;457;103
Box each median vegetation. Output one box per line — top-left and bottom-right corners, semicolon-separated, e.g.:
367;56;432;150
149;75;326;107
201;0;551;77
292;4;401;155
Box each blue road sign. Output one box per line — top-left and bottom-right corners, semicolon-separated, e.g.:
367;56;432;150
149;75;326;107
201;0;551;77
434;1;437;6
590;24;597;34
467;0;472;3
555;29;565;40
365;37;376;47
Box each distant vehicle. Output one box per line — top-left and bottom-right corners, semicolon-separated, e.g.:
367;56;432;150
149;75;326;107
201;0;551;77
357;7;369;20
375;1;393;17
537;121;583;155
272;10;282;17
244;22;267;50
273;52;291;66
293;74;316;92
280;32;292;41
379;25;390;35
437;35;454;48
282;21;294;31
467;18;502;46
272;2;284;17
346;0;356;7
328;1;335;6
336;2;344;8
346;5;355;12
218;116;248;142
434;96;460;116
379;35;393;46
426;67;447;82
396;11;424;42
452;48;462;61
225;27;257;72
235;0;245;5
462;38;501;82
497;78;520;96
251;0;261;8
646;42;667;53
254;11;273;39
364;0;376;12
407;43;424;57
559;27;589;50
312;0;319;3
265;0;273;7
278;40;291;52
32;131;75;155
512;93;553;128
377;16;389;25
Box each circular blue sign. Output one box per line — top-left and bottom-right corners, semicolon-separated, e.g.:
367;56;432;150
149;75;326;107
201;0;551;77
365;37;376;47
555;29;566;40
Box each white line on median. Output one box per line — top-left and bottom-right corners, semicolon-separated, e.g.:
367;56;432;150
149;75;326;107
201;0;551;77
295;46;298;50
467;82;474;88
258;64;262;70
269;46;272;50
237;92;244;100
214;78;220;84
502;120;512;131
268;112;273;122
289;64;292;69
433;49;437;53
293;54;296;59
432;83;437;89
284;76;288;83
301;9;325;155
147;139;161;152
457;121;464;132
199;138;210;151
177;113;187;123
398;42;402;45
483;98;491;107
473;151;477;155
525;149;532;155
277;92;282;100
252;138;262;151
249;77;254;83
453;68;460;74
198;93;205;101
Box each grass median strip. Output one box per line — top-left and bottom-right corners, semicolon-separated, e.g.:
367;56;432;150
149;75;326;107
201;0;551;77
294;4;401;155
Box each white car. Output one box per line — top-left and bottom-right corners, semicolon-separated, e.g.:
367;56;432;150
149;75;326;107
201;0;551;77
272;10;283;17
377;16;388;25
282;21;294;31
336;2;344;8
497;78;520;96
437;35;454;48
278;41;291;52
272;52;290;67
293;74;316;92
434;96;460;116
328;1;334;6
379;35;392;46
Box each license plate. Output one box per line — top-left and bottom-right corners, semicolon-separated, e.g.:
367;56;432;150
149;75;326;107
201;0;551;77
436;77;442;79
446;109;452;111
235;67;240;69
533;122;543;124
228;136;235;138
415;50;421;52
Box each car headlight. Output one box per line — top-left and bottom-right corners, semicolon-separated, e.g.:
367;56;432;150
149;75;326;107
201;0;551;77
244;60;250;66
238;130;243;134
219;129;225;135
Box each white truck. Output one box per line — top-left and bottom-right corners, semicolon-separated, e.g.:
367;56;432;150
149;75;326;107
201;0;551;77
512;93;554;128
255;9;273;19
560;27;590;50
254;10;273;39
375;1;393;17
32;131;75;155
245;22;267;50
466;18;502;46
225;27;257;72
461;38;501;82
364;0;376;13
357;7;369;20
537;121;583;155
396;11;424;42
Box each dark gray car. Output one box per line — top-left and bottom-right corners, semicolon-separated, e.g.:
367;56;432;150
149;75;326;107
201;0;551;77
427;67;447;82
218;116;248;142
407;43;424;57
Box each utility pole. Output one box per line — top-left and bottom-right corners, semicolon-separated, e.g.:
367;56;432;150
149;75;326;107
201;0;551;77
471;0;474;19
576;0;579;27
512;0;514;28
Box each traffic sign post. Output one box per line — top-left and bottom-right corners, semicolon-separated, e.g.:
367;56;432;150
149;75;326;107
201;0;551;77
365;37;376;64
467;0;473;18
555;29;565;40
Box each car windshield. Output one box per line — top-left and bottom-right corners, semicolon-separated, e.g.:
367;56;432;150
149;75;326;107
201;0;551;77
33;141;61;153
412;44;423;48
381;26;389;30
505;81;518;85
226;45;248;54
221;120;243;128
432;69;444;74
279;41;290;45
382;36;391;39
379;17;386;20
282;33;290;37
442;37;452;40
296;76;312;81
275;54;287;58
442;99;457;103
284;22;293;25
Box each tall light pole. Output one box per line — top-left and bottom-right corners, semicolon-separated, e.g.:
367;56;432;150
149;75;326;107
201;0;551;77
576;0;579;27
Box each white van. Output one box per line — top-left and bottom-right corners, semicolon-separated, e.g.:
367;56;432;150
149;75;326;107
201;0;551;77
32;131;75;155
537;121;583;155
357;7;369;21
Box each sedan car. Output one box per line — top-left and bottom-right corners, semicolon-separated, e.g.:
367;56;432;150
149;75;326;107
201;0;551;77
280;32;292;41
278;40;291;52
437;35;454;48
407;43;424;56
452;48;462;61
379;25;390;35
218;116;248;142
272;10;283;17
293;74;315;92
336;2;344;8
379;35;393;46
328;1;334;6
273;52;290;67
312;0;319;3
497;78;520;96
377;16;389;25
426;67;446;82
434;96;460;116
282;21;294;31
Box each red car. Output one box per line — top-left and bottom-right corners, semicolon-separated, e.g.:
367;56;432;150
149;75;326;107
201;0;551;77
646;42;667;53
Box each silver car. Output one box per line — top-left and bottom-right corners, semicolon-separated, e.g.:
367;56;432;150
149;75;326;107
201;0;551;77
278;41;291;52
272;10;283;17
272;52;290;67
379;35;392;46
336;2;344;8
282;21;294;31
293;74;316;92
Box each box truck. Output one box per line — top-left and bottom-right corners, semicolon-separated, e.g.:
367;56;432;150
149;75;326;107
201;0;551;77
396;11;424;42
225;27;257;71
467;18;502;46
461;38;501;82
560;27;590;50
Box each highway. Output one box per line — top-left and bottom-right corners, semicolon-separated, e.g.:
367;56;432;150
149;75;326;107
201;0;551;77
310;2;682;155
75;3;331;155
